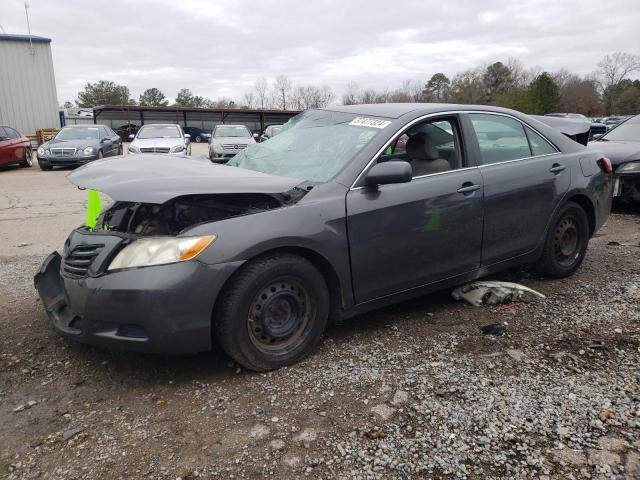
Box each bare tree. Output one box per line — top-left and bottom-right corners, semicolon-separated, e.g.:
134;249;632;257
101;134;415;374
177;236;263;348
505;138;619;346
253;77;269;110
242;91;256;109
342;81;360;105
272;75;293;110
597;52;640;114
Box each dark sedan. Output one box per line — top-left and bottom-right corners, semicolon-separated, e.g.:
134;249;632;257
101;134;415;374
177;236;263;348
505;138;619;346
587;114;640;202
114;124;140;142
35;104;613;371
183;126;210;143
37;125;122;170
0;125;32;168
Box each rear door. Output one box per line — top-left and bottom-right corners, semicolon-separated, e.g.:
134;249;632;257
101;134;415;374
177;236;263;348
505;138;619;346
346;115;484;303
467;112;570;265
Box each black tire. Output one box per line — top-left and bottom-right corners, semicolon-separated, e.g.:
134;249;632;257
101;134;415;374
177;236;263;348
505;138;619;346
39;163;52;171
534;202;589;278
214;253;329;371
195;135;202;143
98;150;104;159
117;145;123;155
20;148;33;168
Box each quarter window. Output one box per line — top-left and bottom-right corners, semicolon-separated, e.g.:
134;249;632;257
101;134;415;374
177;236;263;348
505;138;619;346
469;114;532;165
525;126;557;156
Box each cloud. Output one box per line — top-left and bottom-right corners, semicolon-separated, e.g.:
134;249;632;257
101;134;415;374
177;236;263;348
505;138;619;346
3;0;639;103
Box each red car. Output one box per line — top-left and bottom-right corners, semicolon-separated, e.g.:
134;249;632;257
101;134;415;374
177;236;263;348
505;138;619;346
0;125;33;168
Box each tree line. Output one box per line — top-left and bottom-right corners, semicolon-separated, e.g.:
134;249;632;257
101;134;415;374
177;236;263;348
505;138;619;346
65;51;639;116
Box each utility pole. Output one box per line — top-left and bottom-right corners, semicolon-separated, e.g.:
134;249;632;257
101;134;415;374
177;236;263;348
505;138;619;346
24;2;34;55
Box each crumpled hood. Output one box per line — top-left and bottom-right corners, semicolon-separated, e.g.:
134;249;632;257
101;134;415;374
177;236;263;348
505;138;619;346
44;138;100;150
67;154;302;204
586;141;640;166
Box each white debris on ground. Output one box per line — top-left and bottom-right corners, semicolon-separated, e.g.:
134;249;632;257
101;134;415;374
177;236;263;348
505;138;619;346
452;281;547;307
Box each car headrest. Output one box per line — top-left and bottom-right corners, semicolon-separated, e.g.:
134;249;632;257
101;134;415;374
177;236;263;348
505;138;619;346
405;132;439;161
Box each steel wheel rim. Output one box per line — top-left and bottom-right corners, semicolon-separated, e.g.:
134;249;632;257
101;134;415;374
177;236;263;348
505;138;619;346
248;277;311;355
553;216;580;266
25;148;32;166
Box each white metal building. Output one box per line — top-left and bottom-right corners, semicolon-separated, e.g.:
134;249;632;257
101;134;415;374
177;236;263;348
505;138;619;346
0;34;59;135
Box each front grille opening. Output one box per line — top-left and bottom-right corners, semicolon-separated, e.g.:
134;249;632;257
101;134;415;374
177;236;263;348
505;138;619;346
116;324;148;339
62;244;104;278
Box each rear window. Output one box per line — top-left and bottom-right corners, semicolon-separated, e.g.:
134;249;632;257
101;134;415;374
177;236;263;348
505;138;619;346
469;114;532;165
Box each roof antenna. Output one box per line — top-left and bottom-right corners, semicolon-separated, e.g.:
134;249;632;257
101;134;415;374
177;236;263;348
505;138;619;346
24;2;35;55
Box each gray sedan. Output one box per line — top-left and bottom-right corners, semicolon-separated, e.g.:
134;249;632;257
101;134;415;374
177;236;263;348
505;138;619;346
35;104;613;371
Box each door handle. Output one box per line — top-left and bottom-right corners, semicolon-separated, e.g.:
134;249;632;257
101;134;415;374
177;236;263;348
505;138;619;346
457;183;480;194
549;163;566;174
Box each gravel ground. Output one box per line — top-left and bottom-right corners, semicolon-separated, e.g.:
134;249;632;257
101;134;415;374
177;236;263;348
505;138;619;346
0;168;639;479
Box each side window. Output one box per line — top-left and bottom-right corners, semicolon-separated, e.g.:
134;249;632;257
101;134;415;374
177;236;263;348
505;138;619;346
99;126;109;138
0;127;8;140
525;126;557;156
5;127;19;139
379;118;463;178
469;114;532;165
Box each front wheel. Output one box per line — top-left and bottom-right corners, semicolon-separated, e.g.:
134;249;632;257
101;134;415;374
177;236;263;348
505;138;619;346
534;202;589;278
214;253;329;371
195;135;202;143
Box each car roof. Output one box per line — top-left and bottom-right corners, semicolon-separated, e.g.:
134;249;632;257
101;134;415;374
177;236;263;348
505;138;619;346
322;103;535;119
140;124;180;127
215;124;249;128
62;124;108;128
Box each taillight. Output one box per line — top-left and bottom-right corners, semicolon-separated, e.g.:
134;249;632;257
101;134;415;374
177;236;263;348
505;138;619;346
598;157;612;174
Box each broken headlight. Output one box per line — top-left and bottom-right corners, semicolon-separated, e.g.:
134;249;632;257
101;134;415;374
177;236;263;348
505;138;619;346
107;235;216;270
618;161;640;173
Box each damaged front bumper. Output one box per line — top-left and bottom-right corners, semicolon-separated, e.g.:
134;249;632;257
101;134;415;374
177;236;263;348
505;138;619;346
34;229;241;354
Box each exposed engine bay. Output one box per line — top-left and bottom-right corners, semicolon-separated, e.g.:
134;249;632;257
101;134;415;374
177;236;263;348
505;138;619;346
95;192;303;236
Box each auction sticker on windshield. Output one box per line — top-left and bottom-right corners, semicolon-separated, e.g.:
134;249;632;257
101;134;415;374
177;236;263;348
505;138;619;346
349;117;391;129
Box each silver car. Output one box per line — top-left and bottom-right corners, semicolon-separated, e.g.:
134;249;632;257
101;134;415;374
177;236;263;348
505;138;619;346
128;124;191;156
208;124;256;163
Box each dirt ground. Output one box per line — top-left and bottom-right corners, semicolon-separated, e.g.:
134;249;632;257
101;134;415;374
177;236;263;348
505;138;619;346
0;160;639;479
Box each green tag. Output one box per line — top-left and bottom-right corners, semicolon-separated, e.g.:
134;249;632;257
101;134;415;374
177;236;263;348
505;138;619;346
86;189;102;231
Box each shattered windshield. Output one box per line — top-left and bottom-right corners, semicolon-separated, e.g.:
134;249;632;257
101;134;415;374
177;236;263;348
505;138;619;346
228;110;386;182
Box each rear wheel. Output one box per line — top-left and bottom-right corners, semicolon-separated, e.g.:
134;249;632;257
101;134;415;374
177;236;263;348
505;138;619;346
19;148;33;167
214;253;329;371
534;202;589;278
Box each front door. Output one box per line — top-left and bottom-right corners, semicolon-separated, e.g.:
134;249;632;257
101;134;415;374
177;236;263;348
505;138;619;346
467;113;571;265
346;116;484;304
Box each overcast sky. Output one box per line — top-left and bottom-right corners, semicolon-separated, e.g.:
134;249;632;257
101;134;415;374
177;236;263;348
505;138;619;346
3;0;640;104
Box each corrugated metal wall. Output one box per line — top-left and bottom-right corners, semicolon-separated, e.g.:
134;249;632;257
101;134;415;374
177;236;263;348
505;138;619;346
0;39;59;135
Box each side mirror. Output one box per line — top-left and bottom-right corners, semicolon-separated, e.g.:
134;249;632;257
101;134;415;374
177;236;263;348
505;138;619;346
128;134;135;140
364;161;412;187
